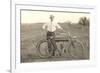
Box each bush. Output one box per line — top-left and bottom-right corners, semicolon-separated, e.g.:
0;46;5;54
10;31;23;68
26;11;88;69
78;17;89;26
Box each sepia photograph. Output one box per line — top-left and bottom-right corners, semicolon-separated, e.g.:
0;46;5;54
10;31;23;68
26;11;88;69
20;9;90;63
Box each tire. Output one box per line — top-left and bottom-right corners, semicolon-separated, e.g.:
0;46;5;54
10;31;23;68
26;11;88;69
67;40;84;59
36;40;52;58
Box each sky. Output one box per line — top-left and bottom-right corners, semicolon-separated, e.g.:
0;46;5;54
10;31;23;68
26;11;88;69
21;10;90;24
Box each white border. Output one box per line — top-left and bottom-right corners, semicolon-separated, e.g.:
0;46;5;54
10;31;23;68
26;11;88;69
11;4;96;73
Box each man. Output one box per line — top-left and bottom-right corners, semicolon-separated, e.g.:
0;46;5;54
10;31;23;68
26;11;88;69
42;15;63;56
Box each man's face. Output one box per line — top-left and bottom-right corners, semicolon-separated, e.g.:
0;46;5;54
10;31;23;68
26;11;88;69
51;17;54;22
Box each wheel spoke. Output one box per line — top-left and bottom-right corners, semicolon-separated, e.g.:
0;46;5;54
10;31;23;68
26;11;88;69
68;40;84;59
37;40;51;58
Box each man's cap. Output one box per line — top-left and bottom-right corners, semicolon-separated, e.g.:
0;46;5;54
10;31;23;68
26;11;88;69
50;15;54;19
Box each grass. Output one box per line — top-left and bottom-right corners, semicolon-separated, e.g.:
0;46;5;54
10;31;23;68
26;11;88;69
21;23;89;63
